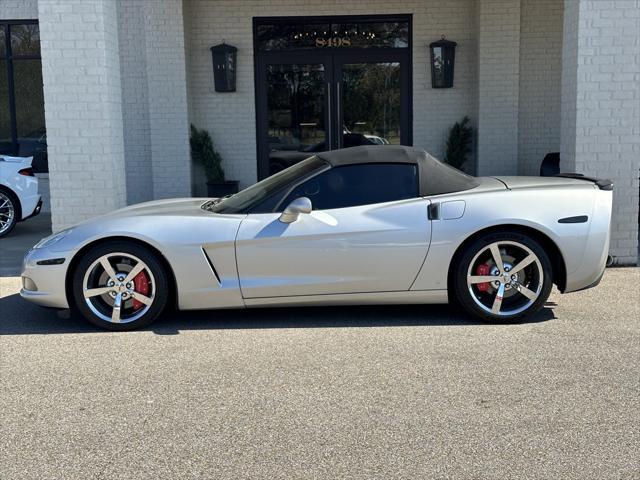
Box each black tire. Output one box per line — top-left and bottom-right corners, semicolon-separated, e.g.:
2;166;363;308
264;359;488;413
71;241;169;331
453;231;553;323
0;188;20;238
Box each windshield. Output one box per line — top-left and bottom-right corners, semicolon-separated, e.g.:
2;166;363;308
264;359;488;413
202;156;327;214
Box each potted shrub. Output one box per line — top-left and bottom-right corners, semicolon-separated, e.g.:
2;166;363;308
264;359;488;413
444;116;473;172
190;124;239;197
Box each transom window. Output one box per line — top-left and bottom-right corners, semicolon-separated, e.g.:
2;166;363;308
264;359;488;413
256;16;410;51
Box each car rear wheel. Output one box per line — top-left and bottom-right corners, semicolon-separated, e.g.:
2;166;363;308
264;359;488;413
453;232;553;323
0;190;19;238
71;241;169;331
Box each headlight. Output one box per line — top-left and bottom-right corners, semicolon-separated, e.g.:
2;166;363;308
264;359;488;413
33;229;72;249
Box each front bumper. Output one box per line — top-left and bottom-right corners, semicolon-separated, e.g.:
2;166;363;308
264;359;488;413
20;247;71;309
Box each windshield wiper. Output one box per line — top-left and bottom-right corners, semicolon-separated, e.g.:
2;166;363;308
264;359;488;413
213;194;233;204
202;194;234;212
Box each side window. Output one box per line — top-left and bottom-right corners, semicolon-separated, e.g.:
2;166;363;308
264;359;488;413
279;163;418;211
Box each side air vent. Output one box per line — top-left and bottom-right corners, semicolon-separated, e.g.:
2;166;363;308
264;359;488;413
201;248;221;285
558;215;588;224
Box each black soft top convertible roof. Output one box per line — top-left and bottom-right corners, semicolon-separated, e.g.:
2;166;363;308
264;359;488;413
316;145;479;196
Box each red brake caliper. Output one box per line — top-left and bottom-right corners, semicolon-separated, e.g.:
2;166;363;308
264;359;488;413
132;271;150;311
475;263;491;292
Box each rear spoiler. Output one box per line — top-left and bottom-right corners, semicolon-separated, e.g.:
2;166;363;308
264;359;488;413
0;155;34;166
555;173;613;191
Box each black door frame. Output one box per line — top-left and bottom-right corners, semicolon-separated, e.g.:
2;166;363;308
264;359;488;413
253;14;413;180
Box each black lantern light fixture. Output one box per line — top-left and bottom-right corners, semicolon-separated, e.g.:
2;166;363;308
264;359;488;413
429;36;457;88
211;41;237;92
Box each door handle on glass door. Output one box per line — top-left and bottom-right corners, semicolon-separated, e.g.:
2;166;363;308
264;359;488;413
336;82;341;148
327;82;332;149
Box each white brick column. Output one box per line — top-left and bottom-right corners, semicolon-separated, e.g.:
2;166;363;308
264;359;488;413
116;0;191;203
38;0;127;231
517;0;564;175
561;0;640;265
476;0;521;175
144;0;191;199
117;0;153;205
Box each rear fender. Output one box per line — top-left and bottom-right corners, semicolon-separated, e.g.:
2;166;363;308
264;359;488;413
411;186;601;291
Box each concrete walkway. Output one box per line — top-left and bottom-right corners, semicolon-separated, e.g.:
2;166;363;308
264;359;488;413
0;213;51;276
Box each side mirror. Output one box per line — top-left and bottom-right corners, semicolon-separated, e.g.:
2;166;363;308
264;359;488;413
279;197;312;223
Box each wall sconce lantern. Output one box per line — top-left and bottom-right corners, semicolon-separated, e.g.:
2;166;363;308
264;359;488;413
211;41;237;92
429;36;457;88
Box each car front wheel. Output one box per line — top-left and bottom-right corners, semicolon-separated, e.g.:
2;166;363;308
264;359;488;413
71;241;169;330
453;232;553;323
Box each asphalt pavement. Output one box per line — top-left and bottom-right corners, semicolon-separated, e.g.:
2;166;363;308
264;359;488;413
0;268;638;479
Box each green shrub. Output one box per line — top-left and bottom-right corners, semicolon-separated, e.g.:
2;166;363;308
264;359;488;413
190;124;225;182
444;116;473;171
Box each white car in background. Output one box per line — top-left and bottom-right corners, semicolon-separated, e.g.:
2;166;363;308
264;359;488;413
0;155;42;238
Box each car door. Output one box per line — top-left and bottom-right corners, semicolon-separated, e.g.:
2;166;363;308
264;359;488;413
234;163;431;298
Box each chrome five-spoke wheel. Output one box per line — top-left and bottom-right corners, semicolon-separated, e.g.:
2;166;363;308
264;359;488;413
72;241;169;330
467;241;543;316
82;252;156;324
455;232;553;322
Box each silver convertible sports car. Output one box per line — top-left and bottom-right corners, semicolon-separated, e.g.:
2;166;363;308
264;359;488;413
21;146;613;330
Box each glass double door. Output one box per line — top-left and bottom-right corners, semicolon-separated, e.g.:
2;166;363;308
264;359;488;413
256;51;411;178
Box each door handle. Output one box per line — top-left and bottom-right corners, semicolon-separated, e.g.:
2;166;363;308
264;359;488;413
327;82;332;149
428;203;440;220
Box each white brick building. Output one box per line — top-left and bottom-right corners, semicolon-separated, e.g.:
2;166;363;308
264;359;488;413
1;0;638;264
